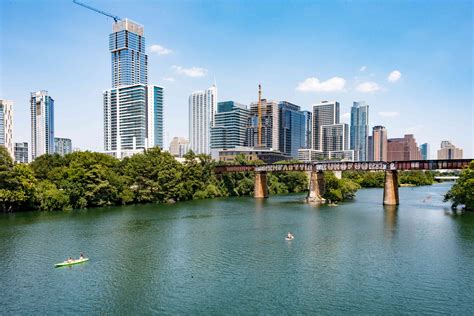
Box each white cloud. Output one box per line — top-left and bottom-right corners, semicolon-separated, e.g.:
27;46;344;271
162;77;175;82
149;44;172;55
172;65;208;78
360;66;367;72
378;111;400;117
388;70;401;82
356;81;381;93
296;76;346;92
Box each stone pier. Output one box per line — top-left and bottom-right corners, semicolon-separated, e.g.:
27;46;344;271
383;170;399;205
306;171;326;203
254;171;268;199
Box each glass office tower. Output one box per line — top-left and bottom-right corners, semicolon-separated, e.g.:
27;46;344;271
210;101;249;150
278;101;307;158
350;101;369;161
110;19;147;88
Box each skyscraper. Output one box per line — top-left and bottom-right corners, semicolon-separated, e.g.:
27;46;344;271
246;99;280;150
372;125;387;161
367;136;374;161
350;101;369;161
14;142;28;163
110;19;147;88
387;134;421;161
54;137;72;156
103;19;164;158
31;91;54;160
302;111;312;150
0;100;14;159
437;141;463;159
211;101;249;150
420;143;430;160
321;123;349;152
189;85;217;154
278;101;307;158
312;101;340;150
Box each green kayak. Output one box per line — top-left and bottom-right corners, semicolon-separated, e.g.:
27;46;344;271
55;258;89;267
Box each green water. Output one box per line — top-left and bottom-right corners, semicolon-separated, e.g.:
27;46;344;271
0;183;473;314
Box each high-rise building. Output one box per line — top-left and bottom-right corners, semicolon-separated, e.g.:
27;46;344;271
104;19;164;158
189;85;217;155
0;100;14;159
14;142;28;163
211;101;249;150
110;19;147;88
278;101;307;158
169;137;189;157
420;143;430;160
372;125;387;161
312;101;340;150
302;111;312;149
437;141;463;159
387;134;421;161
31;91;54;160
367;135;374;161
321;123;349;152
246;99;280;150
350;101;369;161
54;137;72;156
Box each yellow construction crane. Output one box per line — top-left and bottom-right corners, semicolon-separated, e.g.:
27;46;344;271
258;84;262;147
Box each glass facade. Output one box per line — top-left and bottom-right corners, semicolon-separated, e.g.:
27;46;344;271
246;99;280;150
189;86;217;154
109;19;147;88
210;101;249;150
312;101;340;150
278;101;306;158
14;142;29;163
350;101;369;161
420;143;429;160
30;91;54;160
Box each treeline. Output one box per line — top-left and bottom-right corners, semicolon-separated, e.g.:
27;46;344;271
343;170;435;187
444;160;474;211
0;146;313;212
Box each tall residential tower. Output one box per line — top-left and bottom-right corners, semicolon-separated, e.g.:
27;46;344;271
0;100;14;159
103;19;164;158
350;101;369;161
189;85;217;154
31;91;54;160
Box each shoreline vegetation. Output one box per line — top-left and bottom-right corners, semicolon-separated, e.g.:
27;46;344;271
0;146;470;212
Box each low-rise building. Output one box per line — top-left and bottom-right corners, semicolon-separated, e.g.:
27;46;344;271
218;146;291;164
437;141;463;159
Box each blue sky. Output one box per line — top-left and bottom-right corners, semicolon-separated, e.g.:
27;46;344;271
1;0;472;157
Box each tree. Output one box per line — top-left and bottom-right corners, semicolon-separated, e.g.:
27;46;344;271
444;161;474;211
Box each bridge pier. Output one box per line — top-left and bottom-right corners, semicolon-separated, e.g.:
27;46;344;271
383;170;399;206
307;171;326;203
254;171;268;199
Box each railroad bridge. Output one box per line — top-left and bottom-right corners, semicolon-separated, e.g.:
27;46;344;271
214;159;471;205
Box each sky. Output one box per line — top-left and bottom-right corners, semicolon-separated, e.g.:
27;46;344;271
1;0;473;158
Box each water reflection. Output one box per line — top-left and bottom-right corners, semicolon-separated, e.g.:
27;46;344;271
383;205;398;239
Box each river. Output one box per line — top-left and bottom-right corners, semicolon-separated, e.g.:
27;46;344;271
0;182;473;314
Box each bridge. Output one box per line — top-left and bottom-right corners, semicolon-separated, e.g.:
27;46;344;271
214;159;472;205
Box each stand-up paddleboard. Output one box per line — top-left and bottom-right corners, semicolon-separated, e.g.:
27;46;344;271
55;258;89;267
285;236;294;241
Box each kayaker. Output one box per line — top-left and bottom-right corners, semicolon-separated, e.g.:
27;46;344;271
80;252;85;259
287;232;294;239
67;256;73;263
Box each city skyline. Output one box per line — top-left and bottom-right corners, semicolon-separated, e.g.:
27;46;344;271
1;0;472;157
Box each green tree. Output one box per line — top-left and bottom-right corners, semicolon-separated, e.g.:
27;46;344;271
34;180;70;211
444;161;474;211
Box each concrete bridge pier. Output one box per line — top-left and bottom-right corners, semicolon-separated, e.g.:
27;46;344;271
306;171;326;203
383;170;399;205
254;171;269;199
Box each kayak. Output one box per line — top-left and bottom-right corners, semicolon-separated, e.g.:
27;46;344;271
55;258;89;267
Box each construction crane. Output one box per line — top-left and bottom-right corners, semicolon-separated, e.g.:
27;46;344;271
73;0;122;22
258;84;262;147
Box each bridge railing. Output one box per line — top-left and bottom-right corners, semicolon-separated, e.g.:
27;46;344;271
214;159;472;174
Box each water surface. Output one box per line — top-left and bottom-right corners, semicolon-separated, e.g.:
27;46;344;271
0;183;473;314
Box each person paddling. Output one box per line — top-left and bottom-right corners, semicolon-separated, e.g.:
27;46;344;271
80;252;85;259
